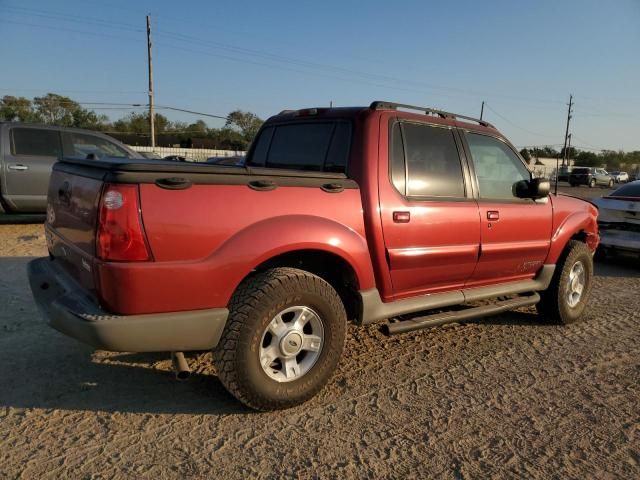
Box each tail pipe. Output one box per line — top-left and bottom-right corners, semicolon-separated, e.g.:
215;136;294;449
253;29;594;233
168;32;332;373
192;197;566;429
171;351;191;380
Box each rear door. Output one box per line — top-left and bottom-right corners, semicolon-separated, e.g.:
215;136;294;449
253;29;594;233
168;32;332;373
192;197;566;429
379;118;481;299
461;131;552;286
3;126;62;211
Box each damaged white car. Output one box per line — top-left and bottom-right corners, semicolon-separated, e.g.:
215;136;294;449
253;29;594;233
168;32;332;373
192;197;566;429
593;181;640;255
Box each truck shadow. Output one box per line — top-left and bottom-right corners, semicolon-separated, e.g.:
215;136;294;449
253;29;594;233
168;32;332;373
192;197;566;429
0;256;252;416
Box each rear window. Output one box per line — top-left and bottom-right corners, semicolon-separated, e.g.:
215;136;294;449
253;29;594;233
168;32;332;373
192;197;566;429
61;132;131;159
11;128;62;157
247;121;351;173
572;168;590;174
610;182;640;197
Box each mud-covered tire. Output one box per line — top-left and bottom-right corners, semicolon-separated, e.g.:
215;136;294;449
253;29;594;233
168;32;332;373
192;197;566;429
213;267;347;411
537;240;593;325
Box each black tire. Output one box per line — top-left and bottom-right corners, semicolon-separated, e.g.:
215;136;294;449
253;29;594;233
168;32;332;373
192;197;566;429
589;178;596;188
537;240;593;325
213;267;347;411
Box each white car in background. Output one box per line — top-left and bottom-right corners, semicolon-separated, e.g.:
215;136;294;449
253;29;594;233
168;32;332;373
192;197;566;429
593;181;640;255
609;171;629;183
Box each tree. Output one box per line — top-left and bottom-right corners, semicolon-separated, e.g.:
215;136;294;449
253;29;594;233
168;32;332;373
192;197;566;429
519;148;531;162
32;93;109;129
225;110;263;142
0;96;37;122
113;112;170;134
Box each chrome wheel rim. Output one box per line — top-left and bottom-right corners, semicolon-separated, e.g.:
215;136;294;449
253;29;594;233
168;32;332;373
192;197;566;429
566;261;586;308
259;306;324;383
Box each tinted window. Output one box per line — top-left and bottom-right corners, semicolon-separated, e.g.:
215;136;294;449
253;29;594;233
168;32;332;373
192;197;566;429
62;132;131;159
402;123;464;197
390;122;406;194
247;122;351;173
572;168;590;174
12;128;61;157
611;182;640;197
466;133;530;199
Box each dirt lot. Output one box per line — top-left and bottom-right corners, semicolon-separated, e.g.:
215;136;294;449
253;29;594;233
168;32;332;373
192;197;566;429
1;222;639;479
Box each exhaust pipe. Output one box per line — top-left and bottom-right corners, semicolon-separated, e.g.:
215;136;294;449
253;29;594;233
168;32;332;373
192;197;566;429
171;352;191;381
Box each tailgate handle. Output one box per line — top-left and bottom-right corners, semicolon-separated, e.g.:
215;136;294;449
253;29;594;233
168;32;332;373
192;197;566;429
248;180;277;191
8;164;28;171
321;182;344;193
155;177;193;190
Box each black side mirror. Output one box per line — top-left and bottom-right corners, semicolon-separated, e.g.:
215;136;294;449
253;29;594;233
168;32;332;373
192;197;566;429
514;178;550;199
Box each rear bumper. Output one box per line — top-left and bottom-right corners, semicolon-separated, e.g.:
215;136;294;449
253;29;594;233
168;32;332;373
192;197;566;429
27;257;229;352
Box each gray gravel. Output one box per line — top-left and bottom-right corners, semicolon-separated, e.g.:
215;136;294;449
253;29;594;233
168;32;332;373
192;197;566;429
1;224;639;479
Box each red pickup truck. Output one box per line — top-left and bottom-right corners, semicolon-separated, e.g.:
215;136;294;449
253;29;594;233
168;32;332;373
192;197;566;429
29;101;599;410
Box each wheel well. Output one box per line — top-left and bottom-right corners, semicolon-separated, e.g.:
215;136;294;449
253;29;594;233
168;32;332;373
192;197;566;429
253;250;361;323
570;230;587;243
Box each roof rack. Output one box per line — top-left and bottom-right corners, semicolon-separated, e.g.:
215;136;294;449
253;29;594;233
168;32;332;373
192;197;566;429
370;101;494;128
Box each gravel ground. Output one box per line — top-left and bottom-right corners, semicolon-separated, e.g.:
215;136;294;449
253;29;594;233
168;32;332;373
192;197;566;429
1;223;639;479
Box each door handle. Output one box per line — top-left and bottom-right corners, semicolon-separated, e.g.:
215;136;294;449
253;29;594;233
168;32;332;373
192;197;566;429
393;211;410;223
248;179;277;191
487;211;500;220
8;164;28;171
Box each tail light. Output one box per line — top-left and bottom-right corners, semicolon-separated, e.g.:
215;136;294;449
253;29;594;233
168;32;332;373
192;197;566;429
97;184;151;261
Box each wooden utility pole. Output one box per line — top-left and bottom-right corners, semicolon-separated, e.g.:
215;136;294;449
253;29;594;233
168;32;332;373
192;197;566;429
561;94;573;166
146;15;156;148
480;100;485;120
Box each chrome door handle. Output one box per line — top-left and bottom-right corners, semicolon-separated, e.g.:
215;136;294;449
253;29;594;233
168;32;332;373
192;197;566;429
8;164;28;171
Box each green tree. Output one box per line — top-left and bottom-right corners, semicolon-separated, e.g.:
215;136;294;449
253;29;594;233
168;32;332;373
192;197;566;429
32;93;109;129
225;110;263;142
113;112;170;134
0;95;37;122
519;148;531;162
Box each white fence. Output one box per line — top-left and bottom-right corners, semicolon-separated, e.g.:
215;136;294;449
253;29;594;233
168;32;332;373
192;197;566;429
129;146;246;162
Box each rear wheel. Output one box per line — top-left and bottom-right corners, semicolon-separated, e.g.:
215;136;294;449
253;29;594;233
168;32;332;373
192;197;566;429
608;179;614;188
213;267;347;410
589;178;596;188
537;240;593;324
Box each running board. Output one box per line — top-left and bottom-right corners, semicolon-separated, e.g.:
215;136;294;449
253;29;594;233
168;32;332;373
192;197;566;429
381;292;540;336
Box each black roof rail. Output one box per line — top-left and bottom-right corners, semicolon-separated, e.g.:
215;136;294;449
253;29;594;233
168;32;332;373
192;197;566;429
370;101;494;128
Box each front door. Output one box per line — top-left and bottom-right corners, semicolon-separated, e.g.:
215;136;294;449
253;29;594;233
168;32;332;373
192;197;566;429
379;119;481;299
461;132;552;286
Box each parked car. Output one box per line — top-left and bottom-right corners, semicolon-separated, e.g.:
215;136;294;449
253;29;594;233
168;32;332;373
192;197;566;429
592;180;640;256
609;171;629;183
0;122;142;214
28;101;599;410
569;167;614;188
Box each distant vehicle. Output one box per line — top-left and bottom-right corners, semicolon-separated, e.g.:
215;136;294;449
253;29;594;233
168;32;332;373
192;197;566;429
593;181;640;256
163;155;193;162
569;167;614;188
609;171;629;183
206;155;245;166
557;165;571;182
0;122;142;214
29;100;599;411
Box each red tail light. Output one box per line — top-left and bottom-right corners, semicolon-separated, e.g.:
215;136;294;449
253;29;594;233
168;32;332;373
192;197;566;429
97;184;151;261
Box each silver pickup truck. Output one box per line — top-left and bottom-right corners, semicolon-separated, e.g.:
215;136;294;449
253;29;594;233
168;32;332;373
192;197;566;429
0;122;141;214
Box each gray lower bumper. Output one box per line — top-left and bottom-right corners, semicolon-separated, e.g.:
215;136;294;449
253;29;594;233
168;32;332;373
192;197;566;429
27;257;229;352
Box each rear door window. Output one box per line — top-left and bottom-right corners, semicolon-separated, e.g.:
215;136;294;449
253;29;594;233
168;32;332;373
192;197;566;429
390;121;465;197
11;128;62;157
248;121;351;173
62;132;131;159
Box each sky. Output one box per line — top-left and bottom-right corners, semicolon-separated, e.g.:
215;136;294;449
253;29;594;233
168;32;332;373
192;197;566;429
0;0;638;151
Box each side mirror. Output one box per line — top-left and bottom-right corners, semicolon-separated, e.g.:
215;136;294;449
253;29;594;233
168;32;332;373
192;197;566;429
514;178;550;199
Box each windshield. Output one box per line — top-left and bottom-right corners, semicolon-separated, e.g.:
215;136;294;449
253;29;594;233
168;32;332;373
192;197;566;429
610;182;640;197
247;121;351;173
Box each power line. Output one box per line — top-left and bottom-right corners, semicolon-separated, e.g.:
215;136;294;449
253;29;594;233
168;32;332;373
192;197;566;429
483;104;559;139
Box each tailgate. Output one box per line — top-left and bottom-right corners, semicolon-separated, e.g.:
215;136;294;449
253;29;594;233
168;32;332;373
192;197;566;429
46;168;103;294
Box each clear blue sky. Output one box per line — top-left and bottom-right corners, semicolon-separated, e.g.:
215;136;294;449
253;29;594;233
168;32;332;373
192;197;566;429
1;0;638;151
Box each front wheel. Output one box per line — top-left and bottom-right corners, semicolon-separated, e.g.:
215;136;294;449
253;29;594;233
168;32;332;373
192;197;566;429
608;179;614;188
537;240;593;324
589;178;596;188
213;267;347;410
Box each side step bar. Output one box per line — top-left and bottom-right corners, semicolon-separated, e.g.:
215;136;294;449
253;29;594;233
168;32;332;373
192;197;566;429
382;293;540;336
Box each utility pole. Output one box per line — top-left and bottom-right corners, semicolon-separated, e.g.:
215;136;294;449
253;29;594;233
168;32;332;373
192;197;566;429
146;15;156;148
561;94;573;166
566;133;572;165
480;100;485;120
